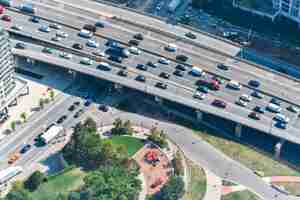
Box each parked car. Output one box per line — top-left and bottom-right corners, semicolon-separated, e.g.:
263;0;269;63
236;99;247;107
97;62;111;71
56;115;67;124
83;24;96;32
287;105;299;113
109;56;122;63
80;57;93;65
270;97;281;106
74;109;84;118
56;31;68;38
128;46;141;55
197;86;209;93
68;105;76;111
240;94;252;102
227;80;242;90
165;43;177;52
42;47;54;54
95;21;105;28
86;40;99;48
59;52;72;59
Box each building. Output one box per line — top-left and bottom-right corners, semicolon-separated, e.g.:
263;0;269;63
273;0;300;23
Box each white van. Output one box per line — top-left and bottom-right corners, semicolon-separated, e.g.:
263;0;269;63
165;43;177;52
80;57;93;65
274;113;290;123
227;80;242;90
267;103;282;113
79;29;93;38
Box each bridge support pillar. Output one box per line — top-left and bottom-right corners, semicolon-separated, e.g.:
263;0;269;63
235;123;242;138
154;96;163;105
274;139;286;159
196;110;203;121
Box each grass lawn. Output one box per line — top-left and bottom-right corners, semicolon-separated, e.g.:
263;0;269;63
31;168;85;200
183;159;206;200
222;190;261;200
109;136;144;157
195;131;300;177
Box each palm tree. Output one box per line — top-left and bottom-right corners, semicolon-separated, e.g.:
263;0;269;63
20;112;27;123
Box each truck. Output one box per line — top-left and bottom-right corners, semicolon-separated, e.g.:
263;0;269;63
0;166;23;185
0;0;11;7
40;125;64;144
168;0;182;13
196;77;220;90
20;3;37;14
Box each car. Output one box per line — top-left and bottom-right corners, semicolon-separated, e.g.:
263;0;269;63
185;32;196;39
118;70;128;77
74;109;84;118
197;86;209;93
136;64;147;71
248;80;260;87
274;113;290;123
135;75;146;82
147;61;158;68
83;24;96;32
56;31;68;38
8;153;20;164
42;47;54;54
49;23;62;29
193;92;206;100
134;33;144;40
176;55;189;62
68;105;76;111
99;104;109;112
173;69;184;77
236;99;247;107
84;100;92;107
129;39;140;46
39;25;51;33
15;42;26;49
45;123;56;132
57;115;67;124
59;52;72;59
93;50;106;57
159;72;170;79
287;105;299;113
80;57;93;65
248;112;260;120
267;103;282;113
240;94;252;102
129;46;141;55
73;101;80;106
109;56;122;63
97;62;112;71
106;40;118;47
155;82;167;89
176;64;186;71
212;99;227;108
275;121;287;129
52;36;62;42
73;43;83;50
20;144;31;154
2;15;11;22
270;97;281;106
251;91;263;99
86;40;99;48
254;106;265;114
227;80;242;90
165;43;177;52
95;21;105;27
159;57;170;65
11;25;23;31
217;63;229;70
30;16;39;23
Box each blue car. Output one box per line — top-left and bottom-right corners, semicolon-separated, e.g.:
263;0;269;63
197;86;209;93
30;16;39;23
275;121;287;129
254;106;265;114
20;144;31;154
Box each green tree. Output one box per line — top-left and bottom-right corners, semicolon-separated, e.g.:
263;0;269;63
148;127;168;148
83;117;97;132
20;112;27;123
6;186;32;200
24;171;47;191
56;193;68;200
10;121;16;131
111;118;133;136
39;98;44;109
160;176;185;200
49;90;55;101
172;151;184;176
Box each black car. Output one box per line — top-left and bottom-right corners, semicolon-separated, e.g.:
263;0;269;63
57;115;67;124
251;91;263;99
173;70;184;77
176;55;188;62
109;56;122;63
95;21;105;28
147;61;158;68
30;16;39;23
99;104;109;112
118;70;128;77
217;63;229;70
68;105;76;111
83;24;96;32
73;43;83;50
15;42;26;49
136;64;148;71
176;64;186;71
73;101;80;106
253;106;265;114
185;32;196;39
134;33;144;40
74;109;84;118
270;97;281;106
248;80;260;87
135;75;146;82
155;82;167;89
159;72;170;79
20;144;31;154
129;39;139;46
84;100;92;107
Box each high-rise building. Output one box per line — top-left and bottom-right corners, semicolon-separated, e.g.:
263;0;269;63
273;0;300;23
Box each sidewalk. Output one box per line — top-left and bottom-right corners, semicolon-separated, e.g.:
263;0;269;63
203;169;222;200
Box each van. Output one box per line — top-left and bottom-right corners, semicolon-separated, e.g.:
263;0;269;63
227;80;242;90
165;43;177;52
267;103;282;113
274;113;290;123
79;29;93;38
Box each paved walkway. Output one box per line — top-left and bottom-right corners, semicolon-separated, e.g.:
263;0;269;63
203;169;222;200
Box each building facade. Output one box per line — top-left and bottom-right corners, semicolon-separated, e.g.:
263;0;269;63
273;0;300;23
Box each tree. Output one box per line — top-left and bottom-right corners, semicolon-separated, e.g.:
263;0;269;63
160;176;185;200
56;193;68;200
44;98;50;104
147;127;168;148
11;121;16;131
24;171;47;191
172;151;184;176
20;112;27;123
111;118;133;136
49;90;55;101
39;98;44;109
84;117;97;132
6;185;32;200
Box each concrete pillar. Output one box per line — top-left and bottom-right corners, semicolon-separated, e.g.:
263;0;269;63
196;110;203;121
274;139;286;159
235;123;242;138
154;96;163;105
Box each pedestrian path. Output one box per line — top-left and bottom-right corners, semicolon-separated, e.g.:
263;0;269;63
203;169;222;200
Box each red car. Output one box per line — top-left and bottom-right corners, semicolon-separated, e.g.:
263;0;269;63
2;15;11;22
212;99;227;108
248;112;260;120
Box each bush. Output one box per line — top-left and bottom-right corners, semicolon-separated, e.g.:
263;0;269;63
147;127;168;149
172;151;184;176
160;176;185;200
111;118;134;136
24;171;47;192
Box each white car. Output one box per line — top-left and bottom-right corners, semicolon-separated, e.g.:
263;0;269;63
193;92;206;100
159;57;170;65
128;46;141;55
49;23;62;30
240;94;252;102
52;36;62;42
165;43;177;52
56;31;68;38
227;80;242;90
86;40;99;48
11;25;23;31
274;113;290;123
59;52;72;59
236;99;247;107
80;57;93;65
39;25;51;33
93;50;106;57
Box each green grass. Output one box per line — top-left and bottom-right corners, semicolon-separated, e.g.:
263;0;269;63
222;190;261;200
31;168;85;200
109;136;144;157
183;159;206;200
195;131;300;177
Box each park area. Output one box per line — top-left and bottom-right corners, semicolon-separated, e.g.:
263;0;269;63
108;135;145;156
